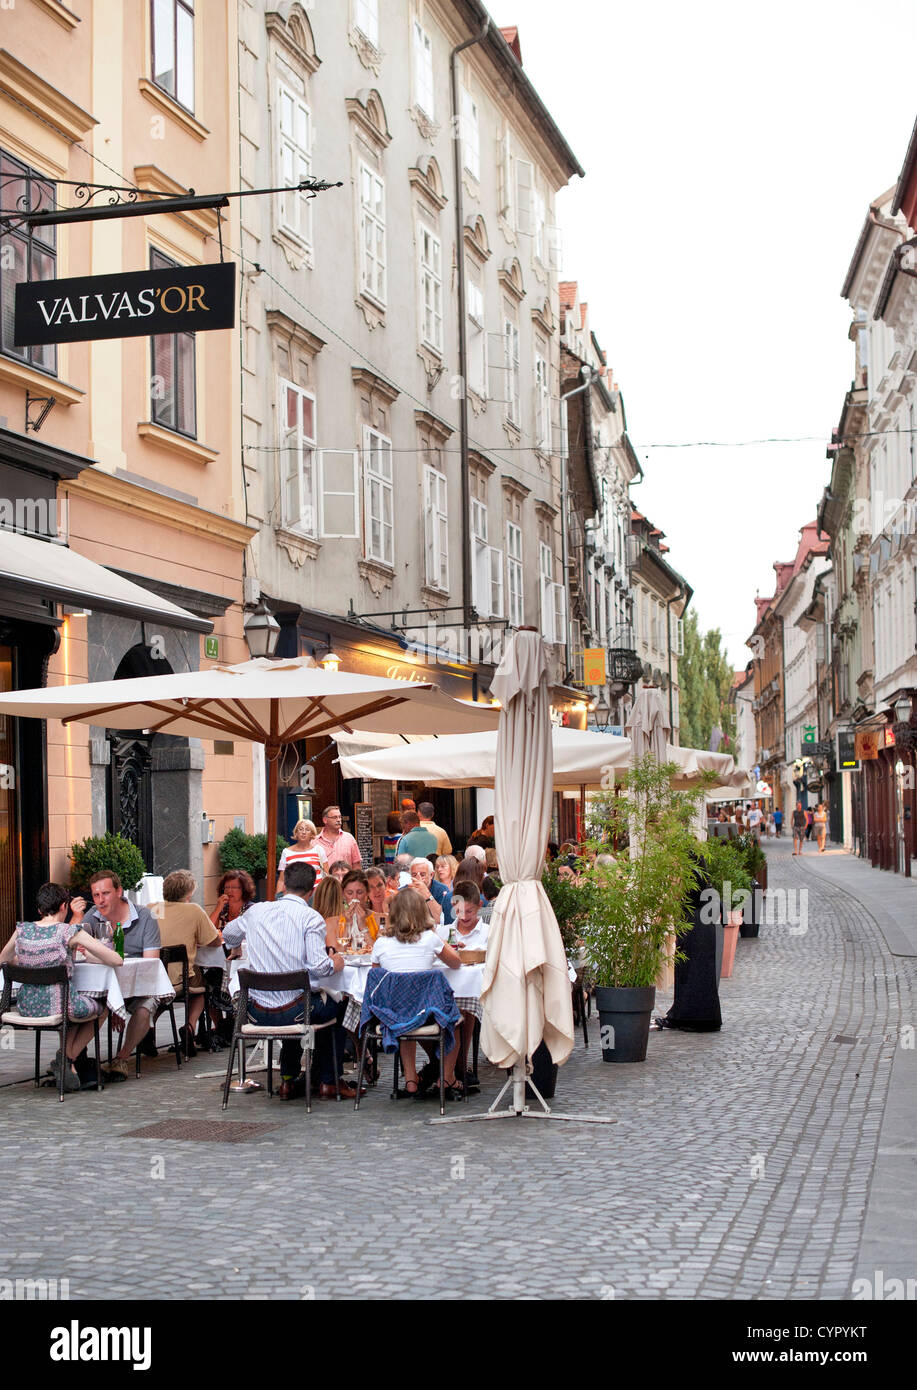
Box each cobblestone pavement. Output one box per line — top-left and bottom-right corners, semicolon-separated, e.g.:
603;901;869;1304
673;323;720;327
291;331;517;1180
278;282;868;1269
1;838;914;1300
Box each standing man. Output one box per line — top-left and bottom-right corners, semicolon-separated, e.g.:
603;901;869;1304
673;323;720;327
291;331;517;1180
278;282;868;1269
773;806;783;838
747;802;763;843
395;810;438;860
417;800;452;856
75;870;162;1081
792;802;807;856
315;804;362;870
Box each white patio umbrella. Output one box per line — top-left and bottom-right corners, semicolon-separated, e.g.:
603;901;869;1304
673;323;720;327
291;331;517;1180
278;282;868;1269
337;724;741;792
0;656;500;895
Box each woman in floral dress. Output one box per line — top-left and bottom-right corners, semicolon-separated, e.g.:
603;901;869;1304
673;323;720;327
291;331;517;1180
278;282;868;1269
0;882;123;1091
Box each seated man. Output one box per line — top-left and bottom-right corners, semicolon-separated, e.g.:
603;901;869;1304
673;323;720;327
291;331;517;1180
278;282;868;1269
155;869;222;1056
409;856;452;928
222;861;361;1101
76;870;162;1081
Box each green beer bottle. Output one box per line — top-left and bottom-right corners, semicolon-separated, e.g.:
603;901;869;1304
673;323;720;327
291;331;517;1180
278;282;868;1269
113;924;125;959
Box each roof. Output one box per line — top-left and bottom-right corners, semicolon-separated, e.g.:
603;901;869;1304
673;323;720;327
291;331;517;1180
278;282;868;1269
559;281;577;311
498;25;522;62
840;188;898;299
462;4;585;181
892;112;917;216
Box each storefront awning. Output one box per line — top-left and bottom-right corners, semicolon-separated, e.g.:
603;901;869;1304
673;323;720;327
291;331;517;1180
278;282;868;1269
0;529;212;633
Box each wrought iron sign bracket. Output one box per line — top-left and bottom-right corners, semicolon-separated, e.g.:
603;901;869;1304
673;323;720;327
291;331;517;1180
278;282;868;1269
25;392;56;433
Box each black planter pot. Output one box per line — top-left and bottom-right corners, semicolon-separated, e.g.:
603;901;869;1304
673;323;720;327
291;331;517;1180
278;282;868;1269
740;883;764;937
594;985;656;1062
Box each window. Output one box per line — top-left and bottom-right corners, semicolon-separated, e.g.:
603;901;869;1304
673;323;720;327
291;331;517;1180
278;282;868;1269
419;226;442;352
507;522;524;626
515;158;533;237
151;0;195;112
359;164;386;304
354;0;378;46
277;83;312;245
534;352;550;448
504;319;520;425
150;248;196;437
461;88;479;180
318;450;360;539
539;542;565;645
363;426;393;564
413;20;434;118
279;379;316;535
533;185;546;263
471;498;502;618
423;466;449;591
498;128;514;222
467;276;486;397
0;152;56;375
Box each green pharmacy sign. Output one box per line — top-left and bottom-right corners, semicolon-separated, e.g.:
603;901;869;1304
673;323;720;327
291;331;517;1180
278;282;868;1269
802;725;816;745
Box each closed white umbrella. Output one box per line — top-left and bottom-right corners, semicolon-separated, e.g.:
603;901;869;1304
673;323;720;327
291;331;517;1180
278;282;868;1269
625;686;670;763
479;630;574;1084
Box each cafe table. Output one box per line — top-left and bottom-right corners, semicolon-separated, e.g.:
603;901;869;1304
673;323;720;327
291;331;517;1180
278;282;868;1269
1;957;174;1026
340;958;485;1033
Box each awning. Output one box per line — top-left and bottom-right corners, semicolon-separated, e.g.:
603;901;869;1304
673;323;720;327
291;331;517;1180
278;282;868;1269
0;529;212;633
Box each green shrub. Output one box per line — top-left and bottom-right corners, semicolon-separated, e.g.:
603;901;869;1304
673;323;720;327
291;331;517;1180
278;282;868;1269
217;828;287;880
69;833;146;894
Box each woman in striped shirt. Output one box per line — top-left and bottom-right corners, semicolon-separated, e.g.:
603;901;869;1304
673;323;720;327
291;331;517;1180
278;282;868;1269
277;820;325;895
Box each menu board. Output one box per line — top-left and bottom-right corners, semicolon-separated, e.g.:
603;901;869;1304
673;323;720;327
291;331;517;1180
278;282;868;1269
353;802;375;868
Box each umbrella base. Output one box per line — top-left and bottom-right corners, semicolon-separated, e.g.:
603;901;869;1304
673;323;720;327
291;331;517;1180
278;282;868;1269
427;1061;615;1125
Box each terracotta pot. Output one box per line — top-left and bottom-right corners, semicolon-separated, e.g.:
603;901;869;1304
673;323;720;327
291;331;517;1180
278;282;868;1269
721;912;742;977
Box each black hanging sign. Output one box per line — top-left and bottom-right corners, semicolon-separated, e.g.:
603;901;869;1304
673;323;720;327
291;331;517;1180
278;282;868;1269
14;262;236;346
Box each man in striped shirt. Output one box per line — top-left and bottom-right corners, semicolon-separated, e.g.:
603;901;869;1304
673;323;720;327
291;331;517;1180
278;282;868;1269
223;861;360;1101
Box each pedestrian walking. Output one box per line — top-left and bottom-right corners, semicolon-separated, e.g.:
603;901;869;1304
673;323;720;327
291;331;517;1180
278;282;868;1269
792;802;807;855
804;807;814;841
813;802;828;852
774;806;783;837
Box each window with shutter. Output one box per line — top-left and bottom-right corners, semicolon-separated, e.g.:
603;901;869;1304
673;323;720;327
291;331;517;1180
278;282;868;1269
539;541;554;642
277;83;312;246
423;466;449;591
419;226;443;353
515;158;533;237
471;497;489;613
506;522;524;626
466;276;486;397
363;426;393;564
489;544;504;619
278;379;316;536
354;0;378;46
359;164;386;305
413;20;434;118
461;88;480;179
504;320;520;425
534;353;549;447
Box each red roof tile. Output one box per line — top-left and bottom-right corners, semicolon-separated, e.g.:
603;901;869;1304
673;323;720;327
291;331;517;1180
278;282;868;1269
499;26;522;63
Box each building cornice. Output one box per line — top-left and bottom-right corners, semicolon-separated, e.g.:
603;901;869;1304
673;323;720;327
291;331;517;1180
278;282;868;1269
62;469;256;550
266;309;326;358
0;49;95;142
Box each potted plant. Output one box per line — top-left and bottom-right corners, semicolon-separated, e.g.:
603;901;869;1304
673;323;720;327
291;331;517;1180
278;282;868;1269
69;832;146;900
698;838;753;977
736;833;767;936
581;756;708;1062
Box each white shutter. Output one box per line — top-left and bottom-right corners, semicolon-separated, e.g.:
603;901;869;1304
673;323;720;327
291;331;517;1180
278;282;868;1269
539;541;554;641
488;545;503;618
515;158;534;236
487;331;507;402
552;582;566;646
498;127;513;220
318;449;359;539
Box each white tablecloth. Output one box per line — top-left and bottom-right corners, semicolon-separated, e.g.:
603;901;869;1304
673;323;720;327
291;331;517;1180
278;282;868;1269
195;942;228;970
72;958;174;1024
1;958;174;1025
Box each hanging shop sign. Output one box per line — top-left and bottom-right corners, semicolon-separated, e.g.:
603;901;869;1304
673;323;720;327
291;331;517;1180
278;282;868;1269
854;730;880;761
582;648;606;686
14;262;236;346
836;730;860;772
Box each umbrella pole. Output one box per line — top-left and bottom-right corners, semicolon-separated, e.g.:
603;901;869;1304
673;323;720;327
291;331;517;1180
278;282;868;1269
266;738;279;901
429;1058;614;1126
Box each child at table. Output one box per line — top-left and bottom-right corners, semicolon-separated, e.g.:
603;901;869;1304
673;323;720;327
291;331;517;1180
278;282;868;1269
370;889;463;1096
0;882;123;1091
449;880;490;1092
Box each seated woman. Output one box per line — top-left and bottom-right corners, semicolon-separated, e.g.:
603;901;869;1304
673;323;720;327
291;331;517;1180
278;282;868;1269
370;888;462;1097
450;880;490;1088
277;819;325;894
0;882;122;1091
435;854;459;893
157;869;222;1056
209;869;256;930
312;874;345;952
340;870;381;944
365;867;390;930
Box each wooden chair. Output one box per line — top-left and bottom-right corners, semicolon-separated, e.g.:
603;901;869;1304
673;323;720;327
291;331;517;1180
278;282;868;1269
221;969;340;1114
0;965;102;1100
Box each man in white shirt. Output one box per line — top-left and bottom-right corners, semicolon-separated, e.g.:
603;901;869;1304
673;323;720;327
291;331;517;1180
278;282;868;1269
223;862;360;1101
315;804;362;870
747;803;763;842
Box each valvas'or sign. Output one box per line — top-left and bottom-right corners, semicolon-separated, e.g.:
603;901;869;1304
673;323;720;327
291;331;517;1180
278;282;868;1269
15;262;235;345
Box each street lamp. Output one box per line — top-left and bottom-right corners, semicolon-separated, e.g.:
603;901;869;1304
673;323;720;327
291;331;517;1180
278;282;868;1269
894;694;913;723
319;648;342;673
243;601;280;659
593;698;611;730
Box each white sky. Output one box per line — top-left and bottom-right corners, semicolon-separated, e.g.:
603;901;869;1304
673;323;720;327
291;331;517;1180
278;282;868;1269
492;0;916;665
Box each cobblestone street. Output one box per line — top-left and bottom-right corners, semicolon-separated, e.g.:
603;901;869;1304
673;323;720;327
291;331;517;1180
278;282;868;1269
1;837;915;1301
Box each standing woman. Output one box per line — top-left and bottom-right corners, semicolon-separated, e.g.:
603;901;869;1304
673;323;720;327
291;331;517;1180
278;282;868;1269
813;802;828;852
277;819;325;894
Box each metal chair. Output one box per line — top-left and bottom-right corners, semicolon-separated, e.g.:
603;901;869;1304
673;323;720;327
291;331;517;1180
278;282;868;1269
221;969;340;1113
0;965;102;1101
135;945;186;1075
355;1019;452;1115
